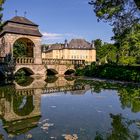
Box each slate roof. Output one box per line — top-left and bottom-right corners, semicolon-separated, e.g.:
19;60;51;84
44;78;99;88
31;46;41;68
44;39;94;52
68;39;92;49
0;16;42;37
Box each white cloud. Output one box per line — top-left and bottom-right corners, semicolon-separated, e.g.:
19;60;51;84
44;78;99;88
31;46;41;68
42;32;63;40
41;31;83;44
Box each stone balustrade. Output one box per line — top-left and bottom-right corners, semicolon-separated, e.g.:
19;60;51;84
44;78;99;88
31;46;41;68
42;58;85;65
43;85;84;94
16;57;34;64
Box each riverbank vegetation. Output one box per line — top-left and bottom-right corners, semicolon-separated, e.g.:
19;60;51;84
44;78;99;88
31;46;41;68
76;63;140;82
76;0;140;82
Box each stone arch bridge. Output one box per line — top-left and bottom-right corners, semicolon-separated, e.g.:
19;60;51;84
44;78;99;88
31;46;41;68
15;57;84;76
0;16;84;78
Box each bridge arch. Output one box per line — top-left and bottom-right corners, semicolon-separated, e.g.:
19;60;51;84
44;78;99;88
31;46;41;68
15;67;34;76
64;69;75;75
47;68;58;76
13;37;35;58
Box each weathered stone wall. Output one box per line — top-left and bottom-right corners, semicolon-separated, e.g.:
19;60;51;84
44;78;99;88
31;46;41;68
0;33;42;64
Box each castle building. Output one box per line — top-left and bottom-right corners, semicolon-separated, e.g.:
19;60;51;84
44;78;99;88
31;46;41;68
42;39;96;64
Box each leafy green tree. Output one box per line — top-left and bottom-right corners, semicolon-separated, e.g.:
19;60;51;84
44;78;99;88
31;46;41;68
94;39;102;50
94;39;102;61
97;43;117;64
89;0;140;65
0;0;5;26
13;42;27;58
89;0;140;34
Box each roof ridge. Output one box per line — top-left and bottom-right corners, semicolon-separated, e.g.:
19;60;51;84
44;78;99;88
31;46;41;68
7;16;38;26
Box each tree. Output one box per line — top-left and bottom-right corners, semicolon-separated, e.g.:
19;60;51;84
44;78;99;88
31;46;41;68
0;0;5;25
13;42;27;58
94;39;102;61
89;0;140;35
89;0;140;65
94;39;102;50
96;42;117;64
115;23;140;65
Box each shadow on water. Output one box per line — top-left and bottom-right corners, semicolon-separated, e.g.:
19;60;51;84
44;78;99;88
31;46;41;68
0;77;139;139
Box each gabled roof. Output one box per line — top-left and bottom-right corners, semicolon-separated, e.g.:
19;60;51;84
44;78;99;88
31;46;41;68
68;39;92;49
0;16;42;37
44;39;94;52
6;16;38;26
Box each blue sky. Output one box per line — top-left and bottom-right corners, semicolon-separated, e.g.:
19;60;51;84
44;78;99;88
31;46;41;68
3;0;113;44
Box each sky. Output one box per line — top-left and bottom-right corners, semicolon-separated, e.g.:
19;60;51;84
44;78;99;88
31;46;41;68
3;0;113;44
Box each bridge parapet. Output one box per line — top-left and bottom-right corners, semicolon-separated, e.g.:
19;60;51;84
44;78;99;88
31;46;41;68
43;85;85;94
16;57;34;64
42;58;85;65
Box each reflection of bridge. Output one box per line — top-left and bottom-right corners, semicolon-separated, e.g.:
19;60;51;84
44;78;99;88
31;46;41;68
43;85;85;94
0;16;84;78
0;77;86;120
0;77;87;136
14;76;84;94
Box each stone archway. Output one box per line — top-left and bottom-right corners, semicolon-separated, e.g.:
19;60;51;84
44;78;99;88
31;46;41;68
47;69;58;76
64;69;75;75
15;67;34;76
13;38;35;58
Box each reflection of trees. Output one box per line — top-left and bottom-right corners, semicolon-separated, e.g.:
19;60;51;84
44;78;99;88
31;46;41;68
118;88;140;113
94;114;140;140
0;86;40;136
15;75;34;87
75;79;140;113
64;76;75;81
107;114;139;140
13;95;34;116
45;76;58;83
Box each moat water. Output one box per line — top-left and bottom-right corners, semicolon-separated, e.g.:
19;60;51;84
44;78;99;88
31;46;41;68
0;76;140;140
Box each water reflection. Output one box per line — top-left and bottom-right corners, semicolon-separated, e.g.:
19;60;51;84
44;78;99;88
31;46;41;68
95;114;140;140
0;77;139;139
